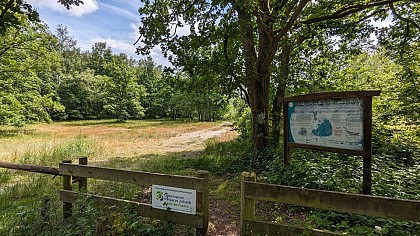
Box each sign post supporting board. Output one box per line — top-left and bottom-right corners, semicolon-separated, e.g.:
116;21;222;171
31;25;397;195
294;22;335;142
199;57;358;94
283;91;380;195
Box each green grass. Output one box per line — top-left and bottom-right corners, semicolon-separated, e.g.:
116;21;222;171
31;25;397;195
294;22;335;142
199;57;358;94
0;120;228;235
0;136;97;235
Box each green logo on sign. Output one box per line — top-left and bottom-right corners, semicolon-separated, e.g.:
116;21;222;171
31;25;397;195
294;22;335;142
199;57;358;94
156;191;164;201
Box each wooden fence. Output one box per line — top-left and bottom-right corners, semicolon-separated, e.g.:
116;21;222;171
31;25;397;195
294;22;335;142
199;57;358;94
240;171;420;236
4;161;420;236
0;158;209;236
59;158;209;236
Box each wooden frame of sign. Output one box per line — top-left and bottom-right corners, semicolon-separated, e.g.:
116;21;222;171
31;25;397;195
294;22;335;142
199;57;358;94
283;91;381;194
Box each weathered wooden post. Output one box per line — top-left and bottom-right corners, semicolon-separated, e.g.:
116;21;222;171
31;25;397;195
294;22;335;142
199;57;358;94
196;170;209;236
78;157;88;192
40;195;50;223
240;171;256;236
62;160;73;218
362;96;373;195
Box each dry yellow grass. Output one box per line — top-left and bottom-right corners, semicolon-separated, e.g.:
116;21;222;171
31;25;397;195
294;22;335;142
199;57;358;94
0;120;237;163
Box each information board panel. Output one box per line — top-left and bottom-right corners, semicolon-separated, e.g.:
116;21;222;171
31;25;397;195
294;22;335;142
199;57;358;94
152;185;196;215
287;98;364;151
283;91;381;194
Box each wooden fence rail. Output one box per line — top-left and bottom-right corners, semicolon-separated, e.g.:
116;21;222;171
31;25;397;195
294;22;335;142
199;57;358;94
59;162;204;191
240;171;420;236
0;158;209;235
0;161;60;175
59;158;209;236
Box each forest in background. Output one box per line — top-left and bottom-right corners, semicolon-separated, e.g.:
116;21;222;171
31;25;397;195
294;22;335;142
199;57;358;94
0;17;229;126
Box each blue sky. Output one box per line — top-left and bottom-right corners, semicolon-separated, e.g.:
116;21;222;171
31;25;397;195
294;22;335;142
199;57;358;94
27;0;392;67
27;0;171;66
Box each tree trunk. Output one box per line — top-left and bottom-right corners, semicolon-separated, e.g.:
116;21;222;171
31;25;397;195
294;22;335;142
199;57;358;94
237;4;279;153
247;71;270;151
271;43;292;147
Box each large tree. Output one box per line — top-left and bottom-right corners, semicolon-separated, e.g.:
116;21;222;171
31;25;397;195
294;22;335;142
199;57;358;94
135;0;420;153
103;54;146;121
0;14;64;126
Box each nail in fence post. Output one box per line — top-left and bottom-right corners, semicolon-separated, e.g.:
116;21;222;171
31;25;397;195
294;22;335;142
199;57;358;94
240;171;256;236
62;160;73;218
196;170;209;236
78;157;88;192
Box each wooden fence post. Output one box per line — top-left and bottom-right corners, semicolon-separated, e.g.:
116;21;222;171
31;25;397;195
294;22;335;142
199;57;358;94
40;195;50;223
362;96;373;195
78;157;88;192
62;160;73;218
240;171;256;236
196;170;209;236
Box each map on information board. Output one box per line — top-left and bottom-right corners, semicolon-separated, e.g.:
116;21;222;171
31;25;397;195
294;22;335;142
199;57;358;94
287;98;364;151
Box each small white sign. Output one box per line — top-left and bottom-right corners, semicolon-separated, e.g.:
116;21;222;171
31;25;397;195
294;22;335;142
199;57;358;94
152;185;196;215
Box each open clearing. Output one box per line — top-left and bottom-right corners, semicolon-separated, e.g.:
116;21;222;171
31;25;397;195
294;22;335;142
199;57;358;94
0;120;237;162
0;120;240;235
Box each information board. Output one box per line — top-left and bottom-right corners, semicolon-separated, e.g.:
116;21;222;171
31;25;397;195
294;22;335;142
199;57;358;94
152;185;196;215
287;98;364;151
283;91;381;194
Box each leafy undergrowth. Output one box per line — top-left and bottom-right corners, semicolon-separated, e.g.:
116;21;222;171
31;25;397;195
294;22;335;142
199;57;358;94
10;196;193;236
197;128;420;235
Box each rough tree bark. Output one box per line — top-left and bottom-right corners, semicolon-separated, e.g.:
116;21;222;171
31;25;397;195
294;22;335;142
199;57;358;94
236;2;280;152
271;43;291;147
236;0;308;152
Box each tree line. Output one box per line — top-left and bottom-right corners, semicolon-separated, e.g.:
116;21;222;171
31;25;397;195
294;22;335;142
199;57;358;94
0;6;229;126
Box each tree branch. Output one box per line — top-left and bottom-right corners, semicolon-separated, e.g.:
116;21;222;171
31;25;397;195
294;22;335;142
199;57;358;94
303;0;402;24
274;0;310;40
239;84;251;107
223;36;250;107
399;22;410;59
389;3;420;30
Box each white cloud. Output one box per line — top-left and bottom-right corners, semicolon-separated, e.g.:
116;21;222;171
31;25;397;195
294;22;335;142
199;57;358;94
28;0;98;17
369;15;393;44
128;23;172;67
151;46;172;67
101;3;138;21
91;36;136;56
90;36;171;67
129;22;141;41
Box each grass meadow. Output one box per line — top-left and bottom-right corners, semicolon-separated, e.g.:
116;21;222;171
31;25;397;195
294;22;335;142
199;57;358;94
0;120;239;235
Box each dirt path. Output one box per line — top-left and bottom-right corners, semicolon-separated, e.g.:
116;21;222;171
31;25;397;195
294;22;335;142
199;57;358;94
158;123;240;235
161;123;234;152
208;198;241;236
163;123;241;235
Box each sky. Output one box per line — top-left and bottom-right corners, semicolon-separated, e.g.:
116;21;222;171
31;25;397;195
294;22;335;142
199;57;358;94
27;0;171;67
26;0;392;67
